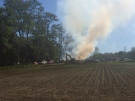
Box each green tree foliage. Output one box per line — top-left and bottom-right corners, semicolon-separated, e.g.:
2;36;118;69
0;7;18;66
130;47;135;60
90;47;135;62
2;0;135;66
0;0;73;66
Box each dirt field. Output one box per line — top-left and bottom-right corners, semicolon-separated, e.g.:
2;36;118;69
0;63;135;101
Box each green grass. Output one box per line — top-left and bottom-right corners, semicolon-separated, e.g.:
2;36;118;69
0;61;135;71
0;64;39;71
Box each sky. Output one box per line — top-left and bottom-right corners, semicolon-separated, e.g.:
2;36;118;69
98;17;135;53
39;0;57;14
0;0;135;54
42;0;135;54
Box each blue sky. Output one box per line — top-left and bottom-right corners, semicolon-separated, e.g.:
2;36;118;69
0;0;57;13
39;0;57;14
41;0;135;53
98;18;135;53
0;0;135;53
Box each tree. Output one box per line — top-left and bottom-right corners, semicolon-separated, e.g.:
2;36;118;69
62;34;74;56
3;0;52;63
51;24;74;61
51;24;64;61
117;51;124;60
92;47;100;59
0;7;18;66
3;0;43;38
1;0;73;65
31;12;59;62
130;47;135;60
43;12;58;40
26;0;43;41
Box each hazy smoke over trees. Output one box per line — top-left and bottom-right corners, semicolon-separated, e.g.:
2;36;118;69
57;0;135;60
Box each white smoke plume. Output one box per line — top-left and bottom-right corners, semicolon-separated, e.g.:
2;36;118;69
57;0;135;60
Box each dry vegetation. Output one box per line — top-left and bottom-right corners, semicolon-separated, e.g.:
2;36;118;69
0;63;135;101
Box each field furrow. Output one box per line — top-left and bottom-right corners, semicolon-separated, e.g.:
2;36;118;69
1;63;135;101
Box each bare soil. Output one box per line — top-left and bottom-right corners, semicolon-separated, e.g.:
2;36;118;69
0;63;135;101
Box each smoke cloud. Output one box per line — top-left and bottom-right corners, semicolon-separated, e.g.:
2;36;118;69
57;0;135;60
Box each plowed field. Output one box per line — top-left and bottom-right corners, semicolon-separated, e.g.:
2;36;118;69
0;63;135;101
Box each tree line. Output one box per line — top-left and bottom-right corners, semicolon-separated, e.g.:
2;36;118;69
91;47;135;62
1;0;135;66
0;0;73;66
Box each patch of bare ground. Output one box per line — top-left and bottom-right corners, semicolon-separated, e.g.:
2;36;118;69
0;63;135;101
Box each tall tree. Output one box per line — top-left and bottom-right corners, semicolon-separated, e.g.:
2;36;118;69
51;24;74;61
0;7;17;66
130;47;135;60
44;12;58;40
52;24;64;60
